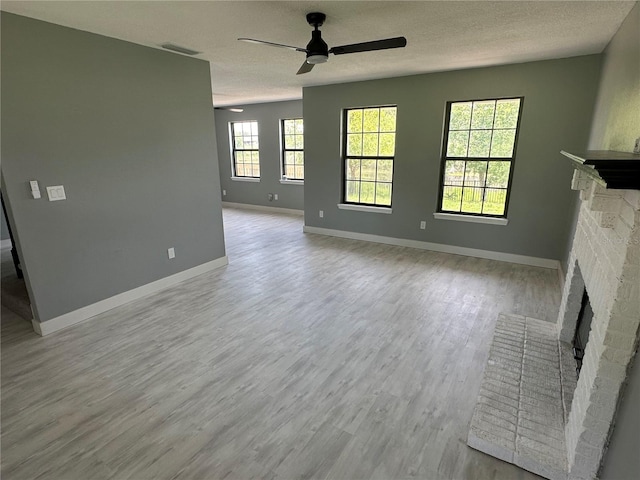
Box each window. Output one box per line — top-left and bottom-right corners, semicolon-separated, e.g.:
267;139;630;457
231;121;260;178
343;106;397;207
439;97;522;217
281;118;304;181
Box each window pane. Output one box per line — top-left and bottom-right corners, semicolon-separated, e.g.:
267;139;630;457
361;159;376;181
470;101;495;129
284;120;295;134
442;186;462;212
236;164;245;176
363;108;380;132
251;136;259;149
379;133;395;156
375;183;392;206
380;107;397;132
494;99;520;129
295;135;304;149
482;189;507;215
449;102;472;130
347;109;363;133
486;161;511;188
242;122;252;135
295;119;304;134
295;151;304;164
285;151;295;166
346;159;361;180
251;152;259;164
463;161;488;187
444;160;465;186
252;165;260;177
234;136;243;149
377;159;393;182
295;166;304;179
360;182;375;203
251;122;258;136
285;134;296;149
490;129;516;157
447;131;469;157
461;187;483;213
286;165;295;177
346;181;360;202
347;134;362;156
468;130;491;157
363;133;378;156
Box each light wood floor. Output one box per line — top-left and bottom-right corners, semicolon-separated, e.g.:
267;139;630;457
1;207;560;480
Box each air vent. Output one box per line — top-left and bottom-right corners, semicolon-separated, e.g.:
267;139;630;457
161;43;201;56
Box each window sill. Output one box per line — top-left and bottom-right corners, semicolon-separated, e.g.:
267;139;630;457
338;203;392;214
433;212;508;225
231;177;260;183
280;179;304;185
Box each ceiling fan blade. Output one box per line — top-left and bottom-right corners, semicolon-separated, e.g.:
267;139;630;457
297;60;315;75
329;36;407;55
238;38;307;53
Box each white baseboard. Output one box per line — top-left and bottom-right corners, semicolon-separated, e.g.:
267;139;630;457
1;239;12;249
32;256;228;336
222;201;304;216
303;226;561;270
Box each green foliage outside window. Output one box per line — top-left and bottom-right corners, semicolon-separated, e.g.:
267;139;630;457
441;98;521;216
344;106;397;207
282;118;304;180
232;121;260;178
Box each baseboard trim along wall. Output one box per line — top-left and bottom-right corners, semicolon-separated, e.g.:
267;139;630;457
222;201;304;216
303;226;561;270
32;256;229;336
1;239;12;249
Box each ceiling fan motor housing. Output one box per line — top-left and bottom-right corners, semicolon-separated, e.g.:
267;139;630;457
305;12;328;64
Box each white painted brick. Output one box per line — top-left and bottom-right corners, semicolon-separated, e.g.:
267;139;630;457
618;201;636;228
571;170;592;191
623;189;640;210
603;329;637;353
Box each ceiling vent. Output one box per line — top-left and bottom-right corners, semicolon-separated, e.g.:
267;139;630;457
161;43;201;56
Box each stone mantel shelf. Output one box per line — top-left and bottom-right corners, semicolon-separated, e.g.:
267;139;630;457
560;150;640;190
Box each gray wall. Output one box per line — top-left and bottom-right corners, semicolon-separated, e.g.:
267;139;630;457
303;56;601;262
596;4;640;479
1;13;226;323
588;2;640;153
216;100;304;210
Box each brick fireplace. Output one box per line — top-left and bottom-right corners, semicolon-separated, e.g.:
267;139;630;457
468;167;639;480
558;170;640;480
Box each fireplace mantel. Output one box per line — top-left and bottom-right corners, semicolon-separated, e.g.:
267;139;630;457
560;150;640;190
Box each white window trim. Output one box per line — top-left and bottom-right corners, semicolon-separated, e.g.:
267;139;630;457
280;179;304;185
231;176;260;183
433;212;508;225
338;203;392;214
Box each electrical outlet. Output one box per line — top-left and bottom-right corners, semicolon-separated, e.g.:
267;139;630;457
420;220;426;230
167;247;175;259
274;193;278;201
222;189;226;196
634;137;640;154
268;193;274;201
319;210;324;218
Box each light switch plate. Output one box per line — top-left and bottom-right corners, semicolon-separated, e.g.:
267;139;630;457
46;185;66;201
167;247;175;259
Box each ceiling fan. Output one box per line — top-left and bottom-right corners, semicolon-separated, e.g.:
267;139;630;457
238;12;407;75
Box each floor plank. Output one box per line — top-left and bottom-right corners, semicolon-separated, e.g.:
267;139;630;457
1;207;557;479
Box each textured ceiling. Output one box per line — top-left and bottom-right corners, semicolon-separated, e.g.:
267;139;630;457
1;1;635;106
